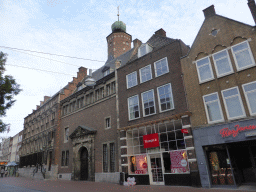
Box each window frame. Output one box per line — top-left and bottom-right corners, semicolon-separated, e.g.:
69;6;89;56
242;81;256;116
139;64;152;84
195;56;214;83
128;95;140;121
105;117;111;129
203;92;224;124
157;83;175;113
221;86;246;120
141;89;156;117
64;127;69;143
126;71;138;89
212;49;234;77
231;41;256;71
103;144;108;172
154;57;169;77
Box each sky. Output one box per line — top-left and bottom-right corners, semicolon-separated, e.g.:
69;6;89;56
0;0;255;140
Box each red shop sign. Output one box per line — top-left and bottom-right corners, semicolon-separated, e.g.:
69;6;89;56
143;133;159;148
181;129;189;134
219;124;256;138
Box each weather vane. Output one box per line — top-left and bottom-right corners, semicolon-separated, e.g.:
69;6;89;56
117;6;120;21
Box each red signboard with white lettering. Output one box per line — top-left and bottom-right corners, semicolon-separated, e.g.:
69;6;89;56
219;124;256;138
143;133;159;148
181;129;189;134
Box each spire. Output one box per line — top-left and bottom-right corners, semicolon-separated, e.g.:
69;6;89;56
117;6;120;21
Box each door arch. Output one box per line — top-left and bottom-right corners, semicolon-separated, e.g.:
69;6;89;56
80;147;88;180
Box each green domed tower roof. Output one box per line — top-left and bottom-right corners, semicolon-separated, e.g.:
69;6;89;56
111;21;126;33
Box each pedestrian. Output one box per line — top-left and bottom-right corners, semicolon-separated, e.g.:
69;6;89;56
1;168;4;177
5;170;8;177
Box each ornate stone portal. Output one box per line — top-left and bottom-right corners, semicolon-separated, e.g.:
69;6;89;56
69;125;97;181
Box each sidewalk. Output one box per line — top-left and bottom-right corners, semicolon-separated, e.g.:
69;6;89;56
0;177;252;192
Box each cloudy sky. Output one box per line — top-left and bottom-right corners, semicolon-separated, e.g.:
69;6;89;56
0;0;254;140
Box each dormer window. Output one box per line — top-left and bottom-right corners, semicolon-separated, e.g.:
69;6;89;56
103;69;110;77
138;43;152;58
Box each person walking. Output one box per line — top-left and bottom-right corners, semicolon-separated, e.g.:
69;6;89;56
1;168;4;177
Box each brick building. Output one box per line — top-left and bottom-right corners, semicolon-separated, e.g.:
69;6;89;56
57;20;139;182
117;29;200;186
20;67;87;179
181;1;256;188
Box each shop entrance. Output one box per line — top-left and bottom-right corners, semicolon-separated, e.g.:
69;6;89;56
148;154;164;185
228;141;256;185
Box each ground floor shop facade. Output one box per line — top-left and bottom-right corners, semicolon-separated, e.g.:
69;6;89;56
119;115;201;186
194;118;256;188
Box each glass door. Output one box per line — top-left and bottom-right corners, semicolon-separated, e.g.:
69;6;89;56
148;154;164;185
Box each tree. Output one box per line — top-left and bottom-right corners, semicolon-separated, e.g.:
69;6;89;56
0;51;21;132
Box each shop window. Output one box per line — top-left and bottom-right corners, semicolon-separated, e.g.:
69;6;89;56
141;90;156;116
139;64;152;83
242;81;256;115
212;49;233;77
203;92;224;123
128;95;140;120
157;83;174;112
154;57;169;77
231;41;255;71
195;57;214;83
126;71;138;89
221;87;246;120
129;154;148;174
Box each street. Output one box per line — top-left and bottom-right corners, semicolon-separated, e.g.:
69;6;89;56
0;177;254;192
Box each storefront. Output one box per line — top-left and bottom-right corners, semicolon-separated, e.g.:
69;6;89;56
124;119;193;186
194;119;256;188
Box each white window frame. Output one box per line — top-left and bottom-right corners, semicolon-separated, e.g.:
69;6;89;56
154;57;169;77
231;41;256;71
139;64;152;83
242;81;256;116
221;87;246;120
126;71;138;89
157;83;175;113
64;127;69;143
212;49;233;77
203;92;224;124
128;95;140;121
141;89;156;117
105;117;111;129
195;56;214;83
138;44;152;58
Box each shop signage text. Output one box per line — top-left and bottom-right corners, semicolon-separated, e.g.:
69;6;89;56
220;124;256;138
181;129;189;134
143;133;159;148
135;170;144;174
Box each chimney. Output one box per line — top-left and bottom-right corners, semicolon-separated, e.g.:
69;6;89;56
248;0;256;24
203;5;216;19
133;39;142;48
155;28;166;37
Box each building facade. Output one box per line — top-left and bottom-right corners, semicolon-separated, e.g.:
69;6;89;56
117;29;200;186
57;20;139;182
181;1;256;188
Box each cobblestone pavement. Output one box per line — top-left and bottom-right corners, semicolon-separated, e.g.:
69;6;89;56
0;177;254;192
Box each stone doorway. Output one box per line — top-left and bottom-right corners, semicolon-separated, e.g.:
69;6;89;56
80;147;88;180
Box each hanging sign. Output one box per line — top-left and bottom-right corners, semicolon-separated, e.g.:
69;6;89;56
219;124;256;138
143;133;159;148
181;129;189;134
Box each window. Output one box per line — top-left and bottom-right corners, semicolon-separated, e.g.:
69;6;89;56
231;41;255;71
106;84;111;96
128;95;140;120
110;143;115;172
157;83;174;112
126;71;137;89
111;82;116;93
64;128;69;143
139;65;152;83
141;90;156;116
203;93;224;123
61;150;69;166
243;81;256;115
105;117;111;129
103;69;110;77
212;49;233;77
103;144;108;172
138;44;152;58
221;87;246;119
96;89;100;100
196;57;214;83
154;57;169;77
